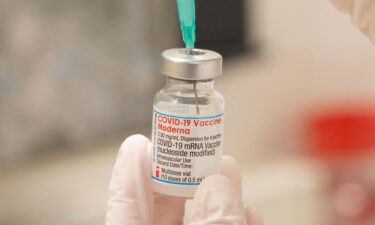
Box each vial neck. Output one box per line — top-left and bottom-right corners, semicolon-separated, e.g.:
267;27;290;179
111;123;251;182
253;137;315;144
166;77;215;91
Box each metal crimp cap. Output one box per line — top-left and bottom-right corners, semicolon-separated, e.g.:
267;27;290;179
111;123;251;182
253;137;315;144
161;48;223;81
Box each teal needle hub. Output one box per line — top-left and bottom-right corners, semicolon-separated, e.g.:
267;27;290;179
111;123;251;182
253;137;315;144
177;0;196;49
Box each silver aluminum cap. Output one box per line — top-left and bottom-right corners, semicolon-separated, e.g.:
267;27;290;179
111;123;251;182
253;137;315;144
161;48;223;81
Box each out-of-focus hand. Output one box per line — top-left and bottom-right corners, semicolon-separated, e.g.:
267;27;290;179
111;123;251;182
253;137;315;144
105;134;264;225
330;0;375;44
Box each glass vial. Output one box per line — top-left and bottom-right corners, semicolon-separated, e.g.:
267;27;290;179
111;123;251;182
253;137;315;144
151;48;225;198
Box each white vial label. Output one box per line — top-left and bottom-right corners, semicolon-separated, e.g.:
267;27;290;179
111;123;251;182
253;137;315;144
152;108;224;186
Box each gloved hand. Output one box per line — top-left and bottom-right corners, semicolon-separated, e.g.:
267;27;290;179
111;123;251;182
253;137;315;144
330;0;375;44
105;134;264;225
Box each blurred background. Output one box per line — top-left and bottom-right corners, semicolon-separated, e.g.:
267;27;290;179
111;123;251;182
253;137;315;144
1;0;375;225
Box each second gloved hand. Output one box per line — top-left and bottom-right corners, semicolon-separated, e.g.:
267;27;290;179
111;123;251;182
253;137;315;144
330;0;375;45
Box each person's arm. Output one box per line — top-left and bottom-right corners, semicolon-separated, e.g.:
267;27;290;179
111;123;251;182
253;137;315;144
330;0;375;45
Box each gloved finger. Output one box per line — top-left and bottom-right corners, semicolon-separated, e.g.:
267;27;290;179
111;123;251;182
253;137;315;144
221;156;264;225
245;207;264;225
190;175;247;225
329;0;354;13
351;0;375;45
221;155;242;195
153;193;186;225
106;134;153;225
153;155;241;224
330;0;375;45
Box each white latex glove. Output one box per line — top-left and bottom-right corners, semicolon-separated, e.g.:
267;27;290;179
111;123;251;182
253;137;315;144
330;0;375;44
105;134;264;225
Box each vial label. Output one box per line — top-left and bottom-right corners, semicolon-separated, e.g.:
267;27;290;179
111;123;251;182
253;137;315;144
151;108;224;186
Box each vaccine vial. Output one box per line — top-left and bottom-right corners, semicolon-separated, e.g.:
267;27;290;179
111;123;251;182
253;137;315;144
151;48;225;198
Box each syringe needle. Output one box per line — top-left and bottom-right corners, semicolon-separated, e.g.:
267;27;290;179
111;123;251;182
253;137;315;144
193;82;200;114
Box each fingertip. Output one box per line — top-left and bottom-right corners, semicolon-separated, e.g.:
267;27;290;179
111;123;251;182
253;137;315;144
111;134;151;186
190;175;246;224
245;207;264;225
119;134;150;152
221;155;242;194
221;155;240;170
117;134;150;160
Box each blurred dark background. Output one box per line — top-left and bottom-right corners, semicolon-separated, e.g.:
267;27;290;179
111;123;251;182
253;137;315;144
196;0;248;56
